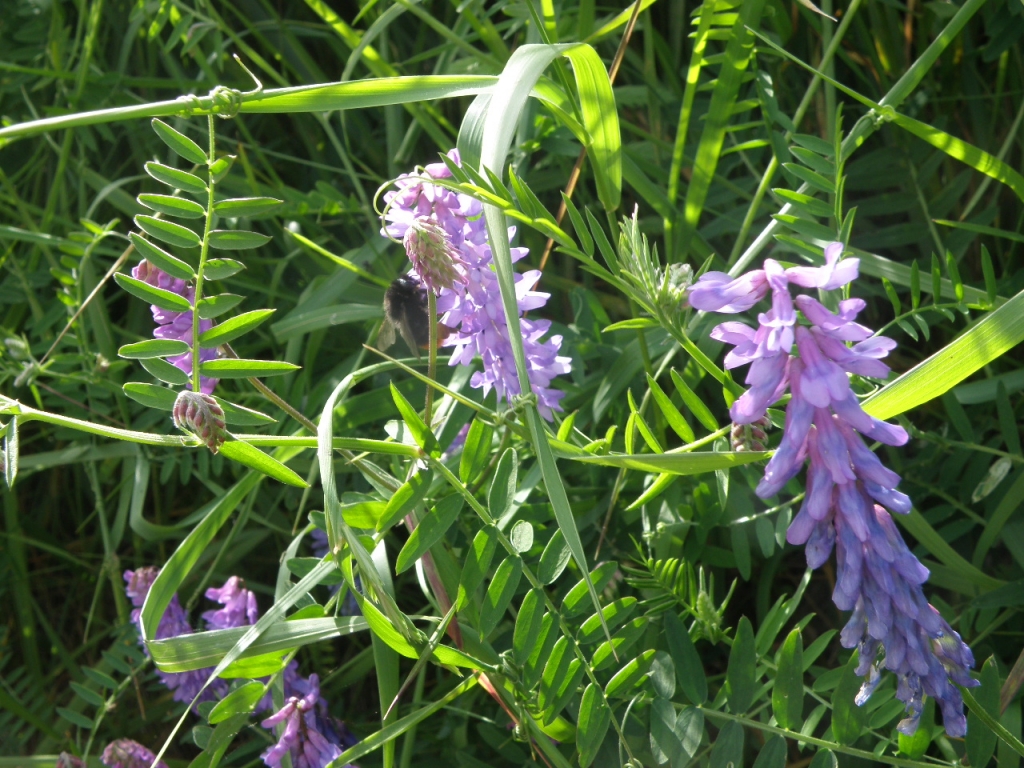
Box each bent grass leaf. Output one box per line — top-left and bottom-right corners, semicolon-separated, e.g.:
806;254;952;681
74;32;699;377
115;273;192;312
151;118;208;165
144;161;207;196
198;309;276;347
129;232;195;280
862;286;1024;421
571;450;768;474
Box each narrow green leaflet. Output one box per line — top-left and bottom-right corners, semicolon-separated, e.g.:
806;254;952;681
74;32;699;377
134;215;202;248
831;652;868;745
199;359;300;378
213;197;283;217
115;273;192;313
218;441;308;487
203;258;245;280
151;118;209;165
378;472;429;531
513;588;545;664
138;194;205;219
123;383;177;411
479;555;522;636
207;230;273;250
118;339;190;359
457;526;498;610
487;448;518;519
207;682;267;724
709;721;744;768
198;294;245;319
772;628;804;730
576;683;611;768
605;649;655;698
726;616;756;713
394;495;463;573
144;161;207;196
129;232;196;280
198;309;276;347
665;611;707;704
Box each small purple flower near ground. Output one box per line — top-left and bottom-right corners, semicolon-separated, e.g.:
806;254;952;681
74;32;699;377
100;740;168;768
132;260;218;394
260;674;349;768
202;575;259;630
124;567;225;707
698;242;978;737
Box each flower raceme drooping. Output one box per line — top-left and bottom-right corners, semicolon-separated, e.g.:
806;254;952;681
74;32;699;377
695;243;978;737
380;150;571;419
131;260;218;394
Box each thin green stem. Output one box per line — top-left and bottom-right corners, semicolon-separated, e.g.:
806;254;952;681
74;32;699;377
425;290;438;425
192;115;217;392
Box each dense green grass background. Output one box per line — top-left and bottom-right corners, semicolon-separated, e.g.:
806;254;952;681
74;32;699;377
0;0;1022;766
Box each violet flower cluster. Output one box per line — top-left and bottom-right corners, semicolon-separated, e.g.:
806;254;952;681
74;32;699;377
691;242;977;737
124;567;355;767
132;260;218;394
381;150;571;419
100;739;168;768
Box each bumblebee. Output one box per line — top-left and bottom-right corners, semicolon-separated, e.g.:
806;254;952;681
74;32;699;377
378;275;451;356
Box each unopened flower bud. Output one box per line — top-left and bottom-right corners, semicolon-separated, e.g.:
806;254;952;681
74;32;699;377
403;216;467;293
173;390;226;454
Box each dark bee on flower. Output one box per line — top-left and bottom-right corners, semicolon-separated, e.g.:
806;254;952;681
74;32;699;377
378;274;451;357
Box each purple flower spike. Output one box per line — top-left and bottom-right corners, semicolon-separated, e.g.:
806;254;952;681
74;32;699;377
203;576;259;630
101;740;168;768
132;260;218;394
703;240;978;737
260;674;346;768
123;567;227;708
383;152;570;419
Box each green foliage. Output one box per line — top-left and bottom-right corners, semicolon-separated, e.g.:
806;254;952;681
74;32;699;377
1;0;1022;765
